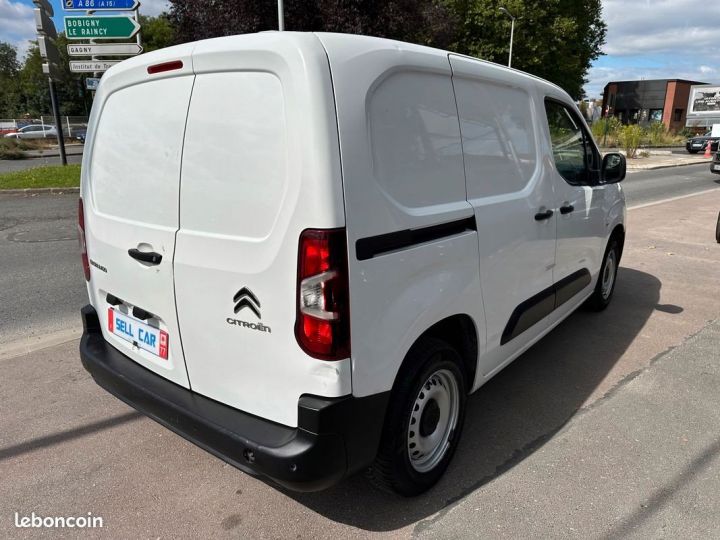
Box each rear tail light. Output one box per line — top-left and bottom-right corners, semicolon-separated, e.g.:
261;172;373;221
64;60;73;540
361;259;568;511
295;228;350;360
78;198;90;281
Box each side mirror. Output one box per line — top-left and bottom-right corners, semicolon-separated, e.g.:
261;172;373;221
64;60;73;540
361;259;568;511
602;152;626;183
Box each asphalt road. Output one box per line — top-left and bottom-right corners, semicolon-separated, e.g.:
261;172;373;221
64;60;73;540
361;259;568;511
0;162;718;350
0;147;84;174
1;188;719;538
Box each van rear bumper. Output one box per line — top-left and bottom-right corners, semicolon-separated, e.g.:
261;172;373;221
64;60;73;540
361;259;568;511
79;305;389;492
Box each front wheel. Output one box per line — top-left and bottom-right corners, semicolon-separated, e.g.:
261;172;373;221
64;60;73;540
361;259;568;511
367;337;467;496
585;239;620;311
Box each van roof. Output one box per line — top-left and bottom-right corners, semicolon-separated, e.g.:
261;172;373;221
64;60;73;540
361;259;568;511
99;31;568;100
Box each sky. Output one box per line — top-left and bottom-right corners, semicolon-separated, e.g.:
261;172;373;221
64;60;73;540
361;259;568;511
3;0;720;98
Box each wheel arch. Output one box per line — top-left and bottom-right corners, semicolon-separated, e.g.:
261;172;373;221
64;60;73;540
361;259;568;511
392;314;479;396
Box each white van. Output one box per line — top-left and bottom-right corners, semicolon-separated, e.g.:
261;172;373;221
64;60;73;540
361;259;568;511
79;32;626;496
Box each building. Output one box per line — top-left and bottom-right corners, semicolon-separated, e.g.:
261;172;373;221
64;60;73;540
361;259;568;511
601;79;708;132
685;84;720;132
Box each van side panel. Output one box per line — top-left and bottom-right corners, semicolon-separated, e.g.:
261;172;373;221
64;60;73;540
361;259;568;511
173;34;349;427
317;33;486;398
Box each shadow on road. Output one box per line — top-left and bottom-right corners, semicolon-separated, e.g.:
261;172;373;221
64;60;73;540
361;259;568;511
287;267;667;531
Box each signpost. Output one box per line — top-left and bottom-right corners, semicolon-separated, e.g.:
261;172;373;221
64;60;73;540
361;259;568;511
85;78;101;90
64;16;141;39
69;60;120;72
64;0;140;10
34;0;67;165
67;43;142;56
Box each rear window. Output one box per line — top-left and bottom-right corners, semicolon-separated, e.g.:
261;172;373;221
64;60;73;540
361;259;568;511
179;72;287;239
90;76;194;227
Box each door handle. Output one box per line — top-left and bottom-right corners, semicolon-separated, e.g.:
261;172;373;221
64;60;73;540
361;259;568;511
128;248;162;265
534;209;554;221
560;204;575;215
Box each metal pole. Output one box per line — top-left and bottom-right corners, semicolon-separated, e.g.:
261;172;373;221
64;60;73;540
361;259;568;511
48;77;67;166
277;0;284;30
508;17;514;68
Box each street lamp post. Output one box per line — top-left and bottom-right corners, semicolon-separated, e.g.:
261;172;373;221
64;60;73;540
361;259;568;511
499;7;518;68
277;0;284;30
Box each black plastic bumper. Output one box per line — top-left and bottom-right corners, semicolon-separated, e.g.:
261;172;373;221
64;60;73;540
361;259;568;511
79;305;389;492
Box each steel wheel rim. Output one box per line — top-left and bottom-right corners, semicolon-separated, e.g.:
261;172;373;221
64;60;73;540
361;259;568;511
407;367;460;473
601;250;616;300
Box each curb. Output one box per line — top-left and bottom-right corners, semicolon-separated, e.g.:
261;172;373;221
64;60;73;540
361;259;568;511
627;160;712;172
0;187;79;195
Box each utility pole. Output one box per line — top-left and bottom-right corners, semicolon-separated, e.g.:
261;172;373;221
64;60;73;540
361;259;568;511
499;6;520;69
34;0;67;165
277;0;284;30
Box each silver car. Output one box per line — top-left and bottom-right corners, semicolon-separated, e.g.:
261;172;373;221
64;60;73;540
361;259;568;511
4;125;58;139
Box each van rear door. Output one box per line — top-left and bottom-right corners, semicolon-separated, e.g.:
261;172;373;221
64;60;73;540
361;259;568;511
82;50;194;388
173;34;350;428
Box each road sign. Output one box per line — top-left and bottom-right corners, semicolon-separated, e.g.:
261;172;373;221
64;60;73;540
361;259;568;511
69;60;120;72
85;77;101;90
68;43;143;56
64;0;140;11
64;16;140;40
35;8;57;39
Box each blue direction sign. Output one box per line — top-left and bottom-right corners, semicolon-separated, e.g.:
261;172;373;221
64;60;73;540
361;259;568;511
64;0;140;11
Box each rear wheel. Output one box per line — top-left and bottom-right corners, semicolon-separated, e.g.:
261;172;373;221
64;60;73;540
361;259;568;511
367;337;467;496
585;238;620;311
715;212;720;243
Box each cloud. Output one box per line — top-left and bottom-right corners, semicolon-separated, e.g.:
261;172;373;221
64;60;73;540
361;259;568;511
0;0;35;59
138;0;169;17
585;0;720;97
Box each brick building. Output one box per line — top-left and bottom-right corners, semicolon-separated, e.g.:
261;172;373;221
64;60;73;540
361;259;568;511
601;79;707;132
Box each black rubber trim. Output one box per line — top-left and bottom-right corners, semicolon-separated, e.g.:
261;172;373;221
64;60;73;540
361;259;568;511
79;305;389;492
501;268;591;345
355;216;477;261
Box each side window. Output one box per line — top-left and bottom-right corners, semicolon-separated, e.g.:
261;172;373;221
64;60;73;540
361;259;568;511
368;71;466;208
454;78;537;198
545;101;589;185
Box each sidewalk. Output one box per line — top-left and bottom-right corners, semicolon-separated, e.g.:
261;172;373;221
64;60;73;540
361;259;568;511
416;189;720;538
625;152;713;171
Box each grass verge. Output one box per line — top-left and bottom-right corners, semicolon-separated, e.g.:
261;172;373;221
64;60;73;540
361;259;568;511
0;164;81;190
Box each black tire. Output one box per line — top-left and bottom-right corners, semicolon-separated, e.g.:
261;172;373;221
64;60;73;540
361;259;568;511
585;238;620;311
715;211;720;244
367;337;467;496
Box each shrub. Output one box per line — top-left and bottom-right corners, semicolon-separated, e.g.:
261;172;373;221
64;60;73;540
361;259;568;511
591;116;622;146
647;122;666;146
0;139;26;160
619;124;643;158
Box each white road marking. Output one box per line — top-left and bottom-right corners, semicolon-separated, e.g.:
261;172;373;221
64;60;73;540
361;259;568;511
628;187;720;210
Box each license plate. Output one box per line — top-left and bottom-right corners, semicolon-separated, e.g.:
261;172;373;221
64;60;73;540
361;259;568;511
714;165;720;171
108;308;168;359
693;143;702;147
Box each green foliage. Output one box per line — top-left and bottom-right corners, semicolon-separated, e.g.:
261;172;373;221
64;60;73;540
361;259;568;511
140;14;175;52
647;121;666;146
166;0;605;98
0;164;81;189
445;0;606;99
591;116;621;144
618;124;642;158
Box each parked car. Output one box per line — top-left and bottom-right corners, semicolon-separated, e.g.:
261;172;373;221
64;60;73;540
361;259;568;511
710;150;720;175
686;131;720;153
74;128;87;143
78;32;627;496
3;124;58;139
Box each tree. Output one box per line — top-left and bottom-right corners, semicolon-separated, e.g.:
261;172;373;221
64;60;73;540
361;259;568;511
447;0;606;99
139;14;175;52
168;0;458;51
0;42;21;117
